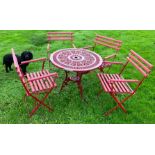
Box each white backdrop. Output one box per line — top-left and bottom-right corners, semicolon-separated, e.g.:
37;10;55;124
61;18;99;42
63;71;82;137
0;0;155;155
0;0;155;29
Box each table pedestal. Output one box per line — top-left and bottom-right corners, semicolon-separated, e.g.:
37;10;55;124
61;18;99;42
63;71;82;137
60;70;89;98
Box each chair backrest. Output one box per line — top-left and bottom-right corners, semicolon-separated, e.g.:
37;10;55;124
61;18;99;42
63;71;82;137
120;50;153;92
12;49;23;78
12;48;29;93
94;34;122;51
47;32;74;42
127;50;153;77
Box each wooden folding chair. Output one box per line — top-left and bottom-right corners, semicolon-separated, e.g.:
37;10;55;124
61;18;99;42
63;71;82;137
12;48;58;117
84;34;123;72
47;32;76;68
97;50;153;116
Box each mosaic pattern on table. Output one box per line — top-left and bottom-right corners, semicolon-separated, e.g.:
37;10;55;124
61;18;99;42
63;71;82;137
51;48;102;71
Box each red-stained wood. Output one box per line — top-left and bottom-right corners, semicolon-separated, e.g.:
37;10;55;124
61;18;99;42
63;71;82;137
97;50;153;116
48;32;73;34
127;57;147;77
96;38;122;47
95;35;122;51
97;74;134;94
104;54;117;60
109;79;139;83
36;72;46;90
26;73;35;93
94;40;120;50
27;72;58;82
96;34;122;43
21;58;46;65
48;37;73;41
47;32;76;68
129;54;151;73
104;61;124;65
47;32;74;41
30;73;39;92
130;50;153;69
12;48;58;117
92;34;123;71
32;72;43;91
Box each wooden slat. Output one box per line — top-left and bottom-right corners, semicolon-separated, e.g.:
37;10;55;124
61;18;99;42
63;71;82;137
94;40;120;50
96;38;122;47
130;50;153;69
40;70;50;89
48;36;73;38
47;35;73;37
36;72;46;90
96;35;122;43
32;72;43;91
105;74;119;93
101;74;111;92
45;70;57;87
110;74;130;93
43;70;54;88
30;73;39;92
98;74;133;94
129;54;151;73
48;32;73;34
110;74;125;93
120;75;133;93
48;37;72;41
39;71;50;89
114;74;132;93
26;73;35;93
97;74;111;92
127;57;147;77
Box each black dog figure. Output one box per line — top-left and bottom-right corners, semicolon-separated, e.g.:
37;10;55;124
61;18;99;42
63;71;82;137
3;54;21;73
20;51;33;74
3;51;33;74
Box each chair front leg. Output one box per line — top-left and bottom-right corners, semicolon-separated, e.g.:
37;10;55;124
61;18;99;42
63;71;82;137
29;88;54;117
104;93;127;116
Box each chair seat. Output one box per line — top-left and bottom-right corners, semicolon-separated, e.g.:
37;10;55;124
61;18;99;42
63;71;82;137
26;70;57;94
97;73;133;94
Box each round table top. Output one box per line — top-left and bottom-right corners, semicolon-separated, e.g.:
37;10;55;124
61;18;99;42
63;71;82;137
50;48;103;72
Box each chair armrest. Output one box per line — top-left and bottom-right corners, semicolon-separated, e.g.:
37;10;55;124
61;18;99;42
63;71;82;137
21;57;47;65
104;61;124;65
108;79;139;83
27;72;58;82
104;54;116;60
83;45;94;49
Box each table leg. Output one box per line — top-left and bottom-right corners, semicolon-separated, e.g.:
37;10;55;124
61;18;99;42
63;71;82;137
76;72;83;98
60;70;88;99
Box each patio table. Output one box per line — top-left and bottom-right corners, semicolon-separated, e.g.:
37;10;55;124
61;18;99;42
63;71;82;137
50;48;103;98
